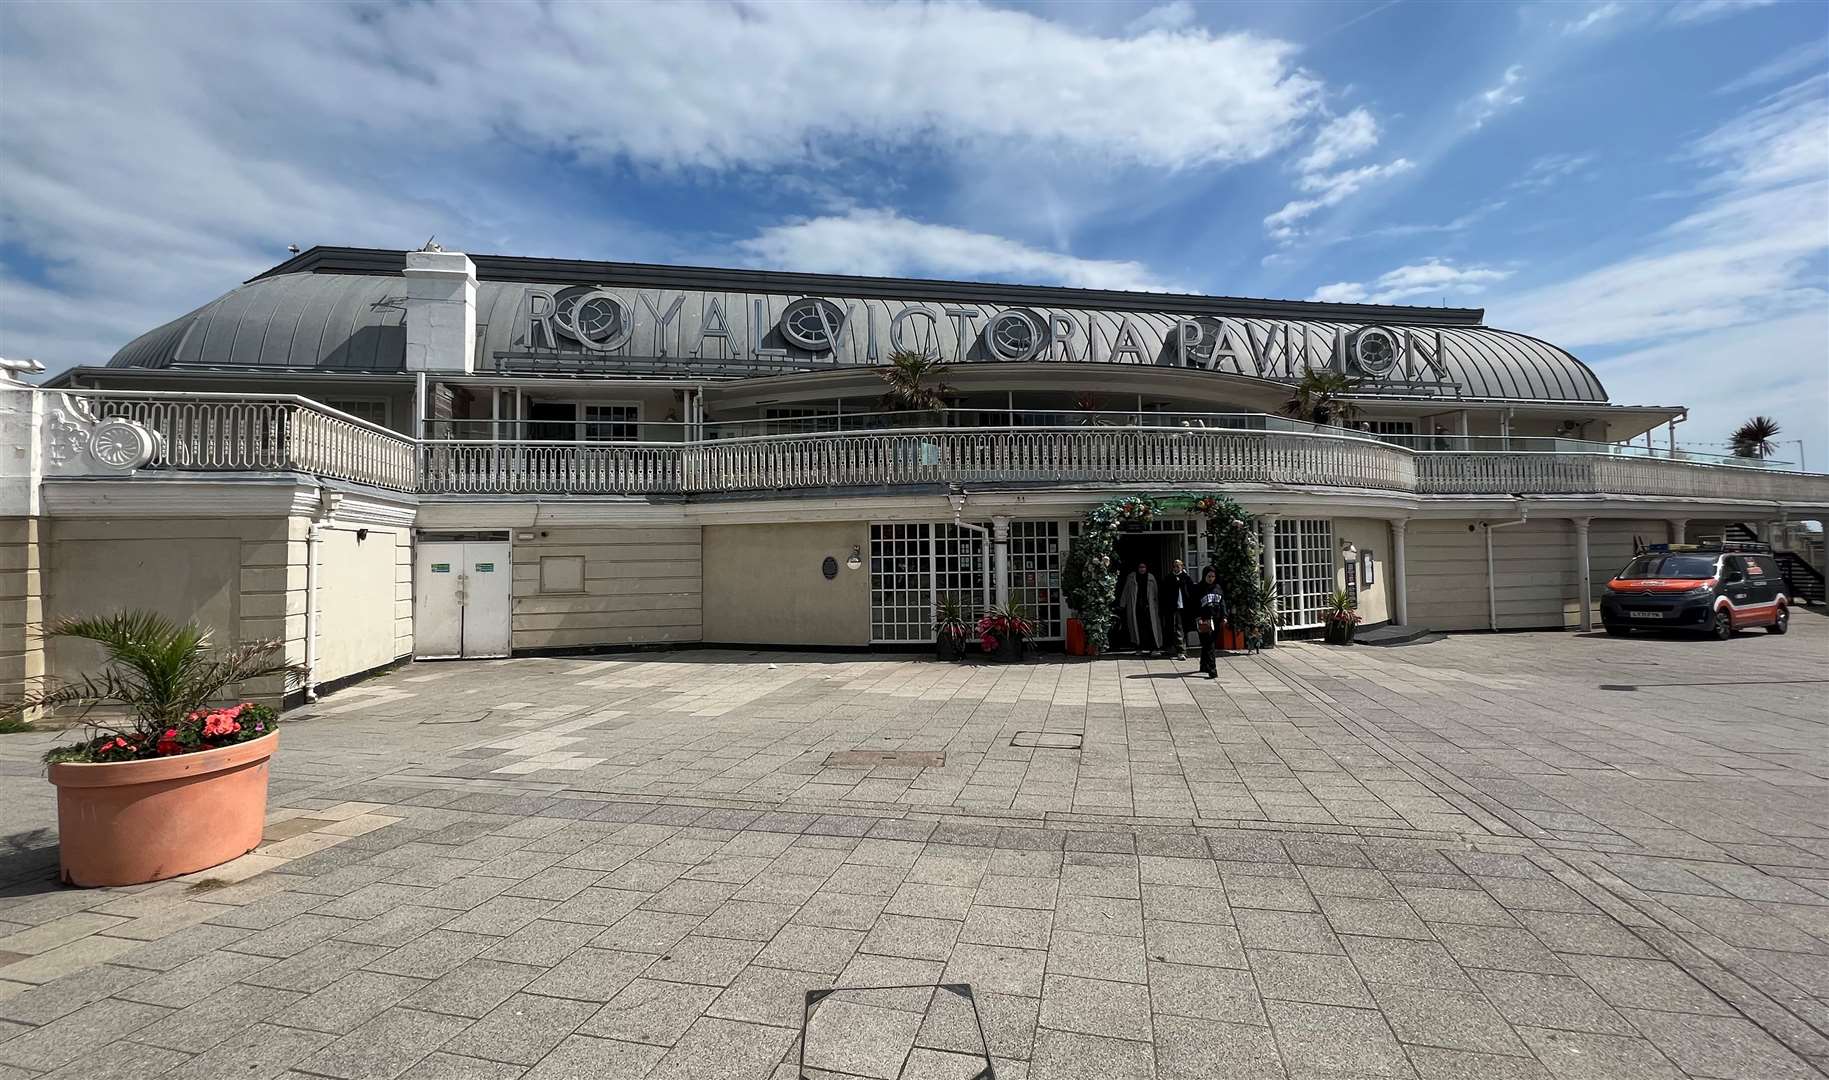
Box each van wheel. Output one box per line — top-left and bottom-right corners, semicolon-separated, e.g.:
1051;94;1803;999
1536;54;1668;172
1604;625;1630;637
1709;611;1734;640
1768;606;1789;634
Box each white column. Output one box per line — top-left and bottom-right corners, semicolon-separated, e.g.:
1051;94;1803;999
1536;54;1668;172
1572;517;1593;632
403;249;477;373
992;516;1011;608
1390;519;1409;626
1260;513;1281;645
1667;518;1687;544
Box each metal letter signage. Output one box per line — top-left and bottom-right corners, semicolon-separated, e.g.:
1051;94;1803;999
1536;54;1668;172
510;285;1462;394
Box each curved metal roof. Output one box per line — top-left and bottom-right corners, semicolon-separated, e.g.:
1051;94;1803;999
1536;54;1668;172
109;271;1608;403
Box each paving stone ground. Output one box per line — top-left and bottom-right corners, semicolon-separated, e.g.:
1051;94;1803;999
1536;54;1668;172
0;612;1825;1079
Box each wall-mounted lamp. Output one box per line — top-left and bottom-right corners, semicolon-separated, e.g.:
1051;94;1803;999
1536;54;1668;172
846;546;863;570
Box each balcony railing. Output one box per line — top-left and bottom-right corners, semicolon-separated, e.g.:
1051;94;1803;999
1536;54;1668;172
77;391;417;492
42;392;1829;507
1415;452;1829;502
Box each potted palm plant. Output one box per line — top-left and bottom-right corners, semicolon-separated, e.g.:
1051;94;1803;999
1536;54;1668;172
1280;370;1363;426
933;595;971;661
4;612;301;887
1322;589;1362;645
977;602;1034;663
1729;416;1781;462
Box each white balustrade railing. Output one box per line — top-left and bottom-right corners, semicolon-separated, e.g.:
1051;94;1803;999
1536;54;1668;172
421;427;1417;496
45;392;1829;505
1415;452;1829;503
77;392;416;491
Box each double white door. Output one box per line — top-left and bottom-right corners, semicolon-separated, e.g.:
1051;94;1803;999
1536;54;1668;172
415;541;511;659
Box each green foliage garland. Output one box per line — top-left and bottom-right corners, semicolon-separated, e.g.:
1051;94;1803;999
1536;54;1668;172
1063;493;1266;654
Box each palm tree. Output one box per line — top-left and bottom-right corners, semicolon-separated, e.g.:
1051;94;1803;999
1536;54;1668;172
876;349;955;418
5;612;302;733
1729;415;1781;460
1280;370;1363;426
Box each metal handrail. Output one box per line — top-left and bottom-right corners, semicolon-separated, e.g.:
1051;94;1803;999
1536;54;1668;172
42;390;1829;503
68;390;417;492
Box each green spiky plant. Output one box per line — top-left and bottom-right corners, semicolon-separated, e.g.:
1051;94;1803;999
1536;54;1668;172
1729;415;1780;460
1280;370;1363;426
877;349;955;418
4;612;300;764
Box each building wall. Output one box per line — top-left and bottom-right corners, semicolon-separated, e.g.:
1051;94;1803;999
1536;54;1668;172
510;526;702;650
1587;519;1665;606
314;525;412;684
1332;518;1391;625
44;516;305;704
703;522;871;646
0;518;44;704
1404;518;1582;631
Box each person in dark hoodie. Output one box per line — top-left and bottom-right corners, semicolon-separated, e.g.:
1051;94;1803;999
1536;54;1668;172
1194;566;1227;679
1162;558;1197;660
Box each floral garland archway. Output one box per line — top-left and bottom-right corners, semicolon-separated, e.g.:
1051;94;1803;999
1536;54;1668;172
1062;493;1268;654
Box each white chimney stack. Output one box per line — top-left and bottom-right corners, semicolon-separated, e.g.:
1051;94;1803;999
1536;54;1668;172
403;250;477;373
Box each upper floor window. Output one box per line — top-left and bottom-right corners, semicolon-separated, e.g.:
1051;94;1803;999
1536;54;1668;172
584;403;639;442
326;398;390;428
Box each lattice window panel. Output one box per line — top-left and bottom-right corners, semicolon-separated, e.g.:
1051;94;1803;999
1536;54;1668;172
583;404;639;441
871;524;932;643
1006;520;1066;640
934;522;991;620
871;522;990;643
1275;518;1334;629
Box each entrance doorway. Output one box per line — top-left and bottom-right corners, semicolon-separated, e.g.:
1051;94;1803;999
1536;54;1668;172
1112;532;1182;652
415;533;512;659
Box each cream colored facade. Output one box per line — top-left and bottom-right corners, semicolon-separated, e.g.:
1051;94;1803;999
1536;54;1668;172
511;526;702;650
703;522;872;647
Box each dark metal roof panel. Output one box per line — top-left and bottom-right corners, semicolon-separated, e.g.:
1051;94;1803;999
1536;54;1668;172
111;268;1609;403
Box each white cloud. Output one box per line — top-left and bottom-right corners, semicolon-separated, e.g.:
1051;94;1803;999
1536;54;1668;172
735;209;1179;292
1562;3;1624;34
1715;41;1829;95
0;1;1331;374
1308;260;1512;305
1667;0;1775;24
1492;77;1829;474
1512;152;1597;191
1126;1;1198;35
1470;65;1527;129
1296;109;1381;174
1596;311;1826;468
1265;107;1411;242
1265;159;1416;241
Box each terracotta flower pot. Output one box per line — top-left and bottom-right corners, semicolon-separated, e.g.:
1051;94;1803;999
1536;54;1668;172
49;731;279;887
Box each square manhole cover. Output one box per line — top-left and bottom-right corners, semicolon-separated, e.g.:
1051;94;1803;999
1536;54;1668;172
824;750;945;768
800;982;992;1080
1011;731;1082;749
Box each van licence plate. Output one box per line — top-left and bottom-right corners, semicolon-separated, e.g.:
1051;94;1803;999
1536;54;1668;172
1628;610;1666;619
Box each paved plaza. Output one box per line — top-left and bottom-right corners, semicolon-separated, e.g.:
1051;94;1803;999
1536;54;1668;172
0;616;1825;1080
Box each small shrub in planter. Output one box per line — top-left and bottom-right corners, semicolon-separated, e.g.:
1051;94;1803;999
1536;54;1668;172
977;602;1034;662
5;612;302;887
1323;589;1363;645
933;595;971;662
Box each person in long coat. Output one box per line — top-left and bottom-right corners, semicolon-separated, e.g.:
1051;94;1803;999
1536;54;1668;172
1194;566;1227;678
1117;561;1160;654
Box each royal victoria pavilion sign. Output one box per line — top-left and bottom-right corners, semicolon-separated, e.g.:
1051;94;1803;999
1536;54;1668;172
505;284;1462;392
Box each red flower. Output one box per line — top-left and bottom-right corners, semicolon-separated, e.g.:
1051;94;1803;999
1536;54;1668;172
156;729;181;755
202;711;240;738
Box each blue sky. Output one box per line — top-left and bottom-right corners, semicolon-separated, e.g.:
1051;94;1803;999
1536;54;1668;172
2;0;1825;464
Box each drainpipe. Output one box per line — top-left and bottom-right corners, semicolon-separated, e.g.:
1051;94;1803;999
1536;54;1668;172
1484;503;1529;632
948;492;993;610
303;491;341;702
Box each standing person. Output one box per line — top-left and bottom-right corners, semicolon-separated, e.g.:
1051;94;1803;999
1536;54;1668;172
1194;566;1226;679
1117;561;1159;655
1163;558;1196;660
